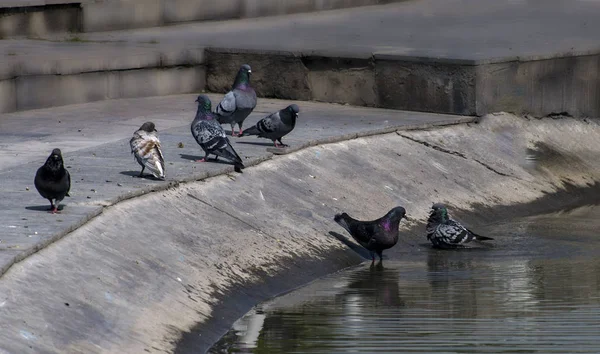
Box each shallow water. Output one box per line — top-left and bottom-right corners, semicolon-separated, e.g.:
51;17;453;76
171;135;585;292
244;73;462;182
210;206;600;353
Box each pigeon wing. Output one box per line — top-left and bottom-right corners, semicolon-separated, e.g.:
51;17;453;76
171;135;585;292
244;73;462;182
436;222;470;244
131;131;166;179
215;91;237;117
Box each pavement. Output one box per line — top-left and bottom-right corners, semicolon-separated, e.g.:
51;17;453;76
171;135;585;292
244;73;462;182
0;94;474;278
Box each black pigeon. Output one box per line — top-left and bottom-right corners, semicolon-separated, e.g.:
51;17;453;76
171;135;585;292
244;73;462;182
34;148;71;214
334;206;406;263
130;122;165;179
240;104;299;147
214;64;257;137
191;95;245;173
426;203;494;248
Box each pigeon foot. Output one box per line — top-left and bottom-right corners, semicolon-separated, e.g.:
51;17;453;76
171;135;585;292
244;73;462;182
195;158;207;162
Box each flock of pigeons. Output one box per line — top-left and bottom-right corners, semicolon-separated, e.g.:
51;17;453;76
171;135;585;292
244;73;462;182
32;64;493;262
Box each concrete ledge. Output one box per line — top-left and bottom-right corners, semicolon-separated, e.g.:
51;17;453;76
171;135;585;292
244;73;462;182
206;48;600;117
0;42;206;112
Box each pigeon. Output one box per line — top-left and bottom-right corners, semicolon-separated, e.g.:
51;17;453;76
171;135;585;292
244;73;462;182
129;122;165;180
191;95;245;173
34;148;71;214
240;104;299;147
334;206;407;263
426;203;494;248
214;64;257;137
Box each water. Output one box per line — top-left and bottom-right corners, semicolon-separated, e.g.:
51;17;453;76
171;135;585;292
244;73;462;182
210;206;600;353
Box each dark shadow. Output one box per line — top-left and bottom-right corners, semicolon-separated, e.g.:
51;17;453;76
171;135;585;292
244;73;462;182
25;205;62;212
235;141;275;147
329;231;372;259
179;154;239;168
119;171;164;180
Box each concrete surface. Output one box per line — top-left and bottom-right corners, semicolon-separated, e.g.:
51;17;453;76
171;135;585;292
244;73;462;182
0;106;599;352
0;93;473;278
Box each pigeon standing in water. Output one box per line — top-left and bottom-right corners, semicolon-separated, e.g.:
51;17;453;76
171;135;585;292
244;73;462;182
334;206;407;263
34;148;71;214
426;203;494;248
240;104;299;147
215;64;257;137
191;95;245;173
130;122;166;180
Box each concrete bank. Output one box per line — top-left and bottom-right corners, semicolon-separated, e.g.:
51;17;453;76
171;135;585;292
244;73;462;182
0;93;471;280
1;111;600;353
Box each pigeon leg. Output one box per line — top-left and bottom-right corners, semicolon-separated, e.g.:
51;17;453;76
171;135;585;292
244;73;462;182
196;153;209;163
231;125;238;137
370;251;375;265
277;138;289;147
272;140;279;147
139;166;145;177
50;206;61;214
47;200;55;211
238;125;243;137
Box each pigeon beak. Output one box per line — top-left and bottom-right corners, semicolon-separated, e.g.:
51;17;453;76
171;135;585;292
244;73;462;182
248;69;252;74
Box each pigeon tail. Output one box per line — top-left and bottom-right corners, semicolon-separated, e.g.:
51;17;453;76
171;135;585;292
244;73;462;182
334;213;352;234
240;126;260;137
471;230;494;241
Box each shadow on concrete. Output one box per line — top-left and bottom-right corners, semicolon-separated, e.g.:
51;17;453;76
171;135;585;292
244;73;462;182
119;171;164;180
235;141;275;147
179;153;236;166
328;231;371;260
25;205;61;212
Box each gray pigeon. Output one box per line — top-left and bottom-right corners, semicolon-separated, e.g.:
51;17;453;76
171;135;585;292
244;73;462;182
334;206;406;263
240;104;299;147
426;203;493;248
191;95;245;173
34;148;71;214
130;122;165;179
215;64;257;137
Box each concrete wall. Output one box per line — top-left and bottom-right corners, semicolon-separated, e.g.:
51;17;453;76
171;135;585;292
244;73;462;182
475;54;600;117
206;48;600;118
0;114;600;352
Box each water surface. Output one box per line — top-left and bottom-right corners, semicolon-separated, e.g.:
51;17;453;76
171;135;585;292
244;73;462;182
211;206;600;353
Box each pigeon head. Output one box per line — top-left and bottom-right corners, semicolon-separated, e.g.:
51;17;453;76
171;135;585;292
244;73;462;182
233;64;252;87
429;203;449;222
280;104;300;125
139;122;157;132
195;95;212;112
387;206;407;220
45;148;64;170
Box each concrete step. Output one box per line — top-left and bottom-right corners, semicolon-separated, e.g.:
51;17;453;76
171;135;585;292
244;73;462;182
0;0;407;38
2;0;600;117
0;40;205;113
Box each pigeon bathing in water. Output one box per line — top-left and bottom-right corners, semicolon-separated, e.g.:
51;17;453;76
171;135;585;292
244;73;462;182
334;206;407;263
215;64;257;137
191;95;245;173
426;203;494;248
34;148;71;214
240;104;299;147
130;122;166;180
